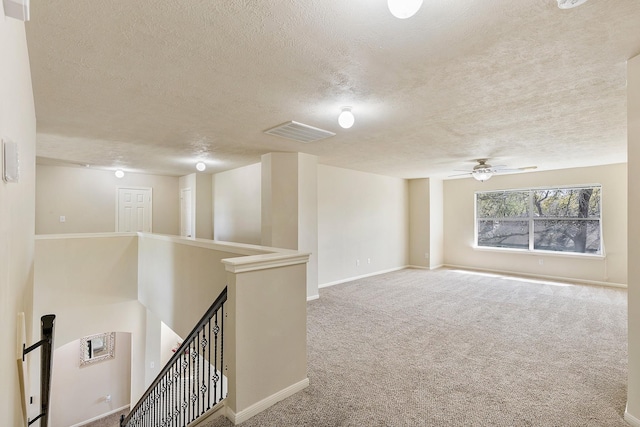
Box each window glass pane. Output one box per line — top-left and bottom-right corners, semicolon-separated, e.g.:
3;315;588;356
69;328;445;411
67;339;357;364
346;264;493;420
476;191;529;218
533;188;600;218
533;219;601;253
477;220;529;249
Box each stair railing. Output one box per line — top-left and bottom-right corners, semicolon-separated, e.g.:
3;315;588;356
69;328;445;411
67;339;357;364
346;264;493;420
121;287;228;427
22;314;56;427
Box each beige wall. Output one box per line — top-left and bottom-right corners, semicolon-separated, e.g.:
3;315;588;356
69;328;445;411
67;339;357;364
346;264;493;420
409;179;430;267
443;163;627;286
225;262;308;418
50;333;131;427
33;235;148;407
429;179;444;268
195;173;213;239
318;165;409;286
0;15;36;427
36;165;179;235
408;178;444;269
627;53;640;423
137;235;236;338
213;163;261;245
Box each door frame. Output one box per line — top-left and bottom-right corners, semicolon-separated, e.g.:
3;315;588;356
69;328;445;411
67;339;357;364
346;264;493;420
115;186;153;232
180;187;193;237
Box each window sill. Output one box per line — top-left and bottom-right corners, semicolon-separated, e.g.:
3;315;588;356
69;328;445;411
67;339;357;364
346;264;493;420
471;245;606;260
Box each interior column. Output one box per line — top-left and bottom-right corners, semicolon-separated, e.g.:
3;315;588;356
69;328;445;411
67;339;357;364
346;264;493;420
261;153;318;299
627;53;640;424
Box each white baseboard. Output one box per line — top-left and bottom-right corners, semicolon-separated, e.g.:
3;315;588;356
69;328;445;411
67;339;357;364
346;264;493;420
306;294;319;301
626;404;640;427
227;378;309;425
70;405;129;427
318;266;406;289
407;264;443;271
443;264;627;289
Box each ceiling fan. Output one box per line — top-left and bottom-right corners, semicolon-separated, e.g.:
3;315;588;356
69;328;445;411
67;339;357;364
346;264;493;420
451;159;537;182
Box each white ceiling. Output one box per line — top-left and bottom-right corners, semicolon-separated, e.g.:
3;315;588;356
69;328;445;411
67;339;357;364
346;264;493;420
25;0;640;178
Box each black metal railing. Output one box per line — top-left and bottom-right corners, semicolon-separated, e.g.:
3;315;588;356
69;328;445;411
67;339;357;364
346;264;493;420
121;287;228;427
24;314;56;427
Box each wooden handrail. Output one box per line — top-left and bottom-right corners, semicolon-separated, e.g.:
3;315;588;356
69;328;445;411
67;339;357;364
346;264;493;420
23;314;56;427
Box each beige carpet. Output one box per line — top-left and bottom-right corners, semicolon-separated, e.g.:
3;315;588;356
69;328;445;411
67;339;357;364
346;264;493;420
203;268;629;426
84;408;128;427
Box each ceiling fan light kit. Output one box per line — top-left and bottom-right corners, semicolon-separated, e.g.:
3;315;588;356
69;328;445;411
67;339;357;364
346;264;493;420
450;159;538;182
387;0;423;19
557;0;589;9
472;170;493;182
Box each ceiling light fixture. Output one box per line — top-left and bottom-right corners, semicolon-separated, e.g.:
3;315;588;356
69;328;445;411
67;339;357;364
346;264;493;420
338;107;355;129
196;162;206;172
388;0;423;19
472;170;493;182
557;0;589;9
115;169;125;178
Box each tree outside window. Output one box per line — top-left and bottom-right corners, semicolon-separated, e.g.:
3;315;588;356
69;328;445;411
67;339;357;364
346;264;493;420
476;186;602;254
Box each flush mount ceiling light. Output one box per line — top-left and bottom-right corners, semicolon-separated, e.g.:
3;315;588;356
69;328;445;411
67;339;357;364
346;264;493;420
114;169;125;178
196;162;206;172
338;107;355;129
388;0;423;19
557;0;589;9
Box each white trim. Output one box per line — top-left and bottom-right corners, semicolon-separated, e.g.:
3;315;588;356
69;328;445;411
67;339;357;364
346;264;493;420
443;264;627;289
227;378;309;425
69;405;129;427
137;232;299;257
222;253;310;273
472;245;606;260
319;266;406;289
188;401;227;426
625;404;640;427
36;232;138;240
307;294;319;301
407;264;444;271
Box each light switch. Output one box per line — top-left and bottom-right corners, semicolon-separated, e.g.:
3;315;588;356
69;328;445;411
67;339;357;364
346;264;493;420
2;139;19;183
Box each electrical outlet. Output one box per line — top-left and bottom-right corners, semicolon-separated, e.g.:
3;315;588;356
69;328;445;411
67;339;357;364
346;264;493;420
59;215;66;223
539;259;544;265
367;258;371;264
150;361;155;369
356;259;360;267
425;253;429;259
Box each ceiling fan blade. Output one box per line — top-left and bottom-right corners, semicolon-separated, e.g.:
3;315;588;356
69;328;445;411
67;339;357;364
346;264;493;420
448;172;472;177
493;166;538;174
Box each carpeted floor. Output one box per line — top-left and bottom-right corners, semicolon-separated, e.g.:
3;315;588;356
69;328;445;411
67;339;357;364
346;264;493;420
84;408;128;427
201;268;628;426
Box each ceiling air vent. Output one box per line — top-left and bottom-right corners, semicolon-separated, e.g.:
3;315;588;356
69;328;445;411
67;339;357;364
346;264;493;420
264;121;336;143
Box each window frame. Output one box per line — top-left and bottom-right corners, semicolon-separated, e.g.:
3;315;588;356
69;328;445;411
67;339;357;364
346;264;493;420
474;185;604;256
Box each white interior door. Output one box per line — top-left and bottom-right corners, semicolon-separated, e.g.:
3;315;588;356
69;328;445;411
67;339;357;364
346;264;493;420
117;187;152;232
180;188;193;237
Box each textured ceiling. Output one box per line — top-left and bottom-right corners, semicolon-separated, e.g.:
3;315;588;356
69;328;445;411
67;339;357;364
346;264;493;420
26;0;640;178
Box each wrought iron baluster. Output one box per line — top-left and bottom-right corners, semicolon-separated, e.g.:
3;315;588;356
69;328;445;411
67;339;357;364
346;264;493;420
120;288;227;427
213;311;219;405
207;318;212;410
221;304;225;400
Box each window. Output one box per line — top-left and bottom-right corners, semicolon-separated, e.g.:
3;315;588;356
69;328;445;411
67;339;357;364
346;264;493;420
476;186;602;254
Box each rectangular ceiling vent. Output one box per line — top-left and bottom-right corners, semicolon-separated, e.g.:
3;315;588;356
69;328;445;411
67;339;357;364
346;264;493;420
264;121;336;143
